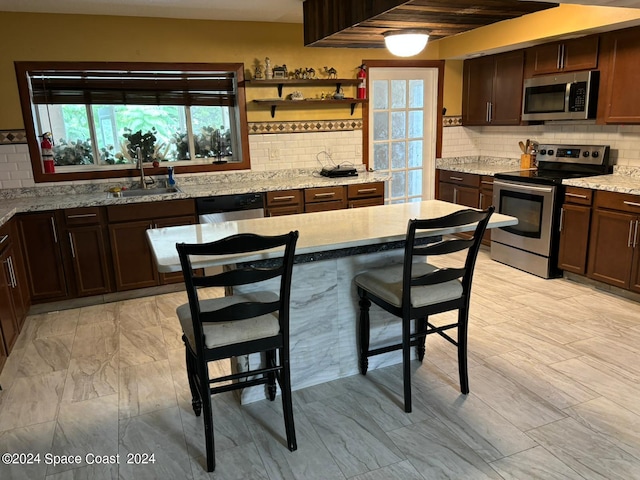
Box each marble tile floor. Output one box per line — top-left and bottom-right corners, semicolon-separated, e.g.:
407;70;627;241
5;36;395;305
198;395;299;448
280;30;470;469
1;249;640;479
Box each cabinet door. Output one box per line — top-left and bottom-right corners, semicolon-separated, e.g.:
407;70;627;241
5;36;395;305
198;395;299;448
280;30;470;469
17;212;68;301
438;182;455;203
67;226;112;297
0;248;19;354
563;36;599;72
558;204;591;275
492;50;524;125
587;209;635;288
527;42;563;75
462;56;494;126
155;215;197;285
598;27;640;124
109;220;159;291
348;197;384;209
266;205;304;217
305;200;345;213
455;185;480;209
631;233;640;294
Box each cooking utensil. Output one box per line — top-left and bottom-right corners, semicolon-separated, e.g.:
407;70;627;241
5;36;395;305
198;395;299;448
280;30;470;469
525;139;531;153
519;141;526;153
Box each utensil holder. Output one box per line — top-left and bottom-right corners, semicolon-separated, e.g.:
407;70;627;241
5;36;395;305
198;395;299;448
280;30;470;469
520;154;535;169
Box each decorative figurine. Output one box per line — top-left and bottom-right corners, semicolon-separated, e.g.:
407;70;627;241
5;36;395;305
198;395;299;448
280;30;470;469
324;66;337;79
273;64;288;79
333;87;345;99
305;67;316;79
288;90;304;101
254;61;264;80
265;57;272;79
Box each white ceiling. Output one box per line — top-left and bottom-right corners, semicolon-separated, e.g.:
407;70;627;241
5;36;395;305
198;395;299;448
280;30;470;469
0;0;305;23
0;0;638;25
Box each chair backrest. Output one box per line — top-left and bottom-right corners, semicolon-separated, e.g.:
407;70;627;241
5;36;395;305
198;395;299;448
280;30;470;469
402;207;494;309
176;231;299;349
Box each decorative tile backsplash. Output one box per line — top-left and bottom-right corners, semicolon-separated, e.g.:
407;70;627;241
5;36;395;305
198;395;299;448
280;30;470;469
248;119;362;134
0;130;28;144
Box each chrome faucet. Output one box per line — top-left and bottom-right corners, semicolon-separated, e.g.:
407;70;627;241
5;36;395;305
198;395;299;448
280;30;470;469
136;147;147;189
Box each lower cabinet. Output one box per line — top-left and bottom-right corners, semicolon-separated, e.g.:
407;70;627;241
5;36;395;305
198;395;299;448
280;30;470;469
347;183;384;208
305;186;347;213
107;200;196;291
557;187;593;275
265;190;304;217
587;191;640;292
16;211;69;302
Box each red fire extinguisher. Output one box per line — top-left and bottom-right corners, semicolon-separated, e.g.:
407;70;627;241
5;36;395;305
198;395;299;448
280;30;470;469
357;64;367;100
41;132;55;174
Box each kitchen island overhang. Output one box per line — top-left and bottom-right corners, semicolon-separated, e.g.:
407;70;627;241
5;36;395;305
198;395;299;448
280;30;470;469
147;201;517;404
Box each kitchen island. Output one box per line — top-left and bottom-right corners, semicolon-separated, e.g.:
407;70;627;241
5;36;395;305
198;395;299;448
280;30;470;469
147;200;517;403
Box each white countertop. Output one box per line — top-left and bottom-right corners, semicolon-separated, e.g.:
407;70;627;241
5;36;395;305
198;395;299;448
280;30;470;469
147;200;518;273
563;174;640;195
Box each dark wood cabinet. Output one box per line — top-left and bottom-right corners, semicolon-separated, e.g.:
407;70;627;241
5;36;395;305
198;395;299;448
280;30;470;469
265;190;304;217
525;36;599;76
305;186;347;213
347;182;384;208
597;26;640;124
61;207;112;297
16;211;69;302
107;199;196;291
0;247;20;355
587;191;640;291
463;50;524;126
558;187;593;275
437;170;480;208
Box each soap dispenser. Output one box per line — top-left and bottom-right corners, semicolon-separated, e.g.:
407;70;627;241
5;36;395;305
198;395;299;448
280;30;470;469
167;166;176;187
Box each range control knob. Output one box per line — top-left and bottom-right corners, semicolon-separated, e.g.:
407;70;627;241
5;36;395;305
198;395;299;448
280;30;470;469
547;149;554;156
539;149;547;156
592;151;600;158
583;151;590;158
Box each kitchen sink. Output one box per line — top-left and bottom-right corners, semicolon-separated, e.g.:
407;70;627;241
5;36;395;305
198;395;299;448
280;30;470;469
108;186;182;198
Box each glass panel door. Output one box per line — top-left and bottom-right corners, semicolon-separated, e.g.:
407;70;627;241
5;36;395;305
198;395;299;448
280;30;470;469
369;68;438;203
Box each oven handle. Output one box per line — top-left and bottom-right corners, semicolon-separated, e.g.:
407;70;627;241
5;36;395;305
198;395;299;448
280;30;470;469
494;180;554;194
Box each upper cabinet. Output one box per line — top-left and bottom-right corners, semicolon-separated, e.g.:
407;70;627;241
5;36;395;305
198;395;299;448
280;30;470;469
462;50;524;126
525;36;599;77
597;26;640;124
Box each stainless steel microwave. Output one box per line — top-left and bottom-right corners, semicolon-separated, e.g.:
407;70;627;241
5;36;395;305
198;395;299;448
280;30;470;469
521;70;599;121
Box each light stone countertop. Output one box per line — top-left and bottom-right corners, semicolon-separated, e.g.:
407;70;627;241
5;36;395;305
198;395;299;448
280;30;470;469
436;156;520;176
563;174;640;195
147;200;518;272
0;169;389;228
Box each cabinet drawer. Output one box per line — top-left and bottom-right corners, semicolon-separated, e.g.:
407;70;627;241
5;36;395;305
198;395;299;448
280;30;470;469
480;176;494;191
349;197;384;209
564;187;593;206
594;190;640;213
347;182;384;199
266;190;303;207
305;200;346;213
305;186;346;204
107;199;195;223
266;205;304;217
438;170;480;188
63;207;104;226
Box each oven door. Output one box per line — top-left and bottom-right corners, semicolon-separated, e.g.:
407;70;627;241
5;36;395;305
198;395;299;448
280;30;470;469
492;179;557;257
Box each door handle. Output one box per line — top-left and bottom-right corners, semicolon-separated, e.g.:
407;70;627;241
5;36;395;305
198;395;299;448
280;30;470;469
486;102;490;123
68;232;76;258
633;220;639;248
453;187;458;204
628;220;634;248
50;216;58;243
7;256;17;288
559;208;564;232
479;192;484;209
0;234;8;245
557;44;562;70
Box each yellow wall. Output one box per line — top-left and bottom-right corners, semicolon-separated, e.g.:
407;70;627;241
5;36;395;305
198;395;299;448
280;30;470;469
2;6;639;127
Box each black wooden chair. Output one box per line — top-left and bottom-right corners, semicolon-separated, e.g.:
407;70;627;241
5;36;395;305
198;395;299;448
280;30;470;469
354;207;494;413
176;231;299;472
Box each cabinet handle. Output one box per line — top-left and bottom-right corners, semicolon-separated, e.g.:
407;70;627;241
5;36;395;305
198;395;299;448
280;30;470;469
628;220;634;248
479;192;484;209
357;188;377;194
559;208;565;233
7;256;17;288
67;213;97;219
557;44;562;70
50;217;58;243
449;176;463;181
488;102;493;123
273;195;295;201
566;193;588;199
623;200;640;208
486;102;490;123
481;180;493;185
453;187;458;204
314;192;336;198
0;234;8;245
634;220;639;248
68;232;76;258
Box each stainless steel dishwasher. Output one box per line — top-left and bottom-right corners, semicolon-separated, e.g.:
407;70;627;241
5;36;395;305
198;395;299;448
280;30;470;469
196;193;265;224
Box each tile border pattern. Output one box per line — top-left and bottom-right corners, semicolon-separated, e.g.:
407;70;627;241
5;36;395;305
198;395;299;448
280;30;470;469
0;129;28;144
248;120;362;134
443;116;462;127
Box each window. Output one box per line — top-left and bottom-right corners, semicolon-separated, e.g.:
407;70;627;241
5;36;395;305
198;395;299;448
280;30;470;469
15;62;251;183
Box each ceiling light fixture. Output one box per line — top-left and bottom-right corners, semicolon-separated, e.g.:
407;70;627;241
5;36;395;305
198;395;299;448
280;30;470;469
383;30;430;57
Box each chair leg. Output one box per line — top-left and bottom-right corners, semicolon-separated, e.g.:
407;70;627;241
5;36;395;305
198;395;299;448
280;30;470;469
458;307;470;395
358;291;371;375
402;318;412;413
278;346;297;452
415;316;427;362
183;336;202;416
198;365;216;472
266;349;277;401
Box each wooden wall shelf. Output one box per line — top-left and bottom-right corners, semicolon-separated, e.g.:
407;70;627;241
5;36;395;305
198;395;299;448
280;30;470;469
247;78;360;97
252;98;366;118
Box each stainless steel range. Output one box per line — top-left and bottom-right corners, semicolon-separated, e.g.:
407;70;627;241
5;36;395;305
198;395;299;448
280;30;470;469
491;144;612;278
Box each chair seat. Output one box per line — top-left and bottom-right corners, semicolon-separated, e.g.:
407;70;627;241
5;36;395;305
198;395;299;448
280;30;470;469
177;291;280;350
355;262;463;308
